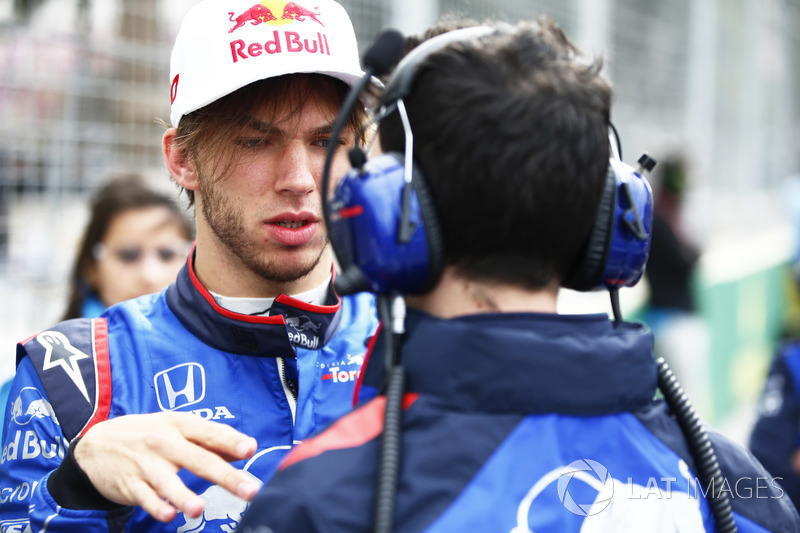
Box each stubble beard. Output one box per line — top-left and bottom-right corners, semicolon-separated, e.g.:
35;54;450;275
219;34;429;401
200;179;327;284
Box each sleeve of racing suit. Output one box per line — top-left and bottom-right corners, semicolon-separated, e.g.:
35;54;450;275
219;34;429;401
749;353;800;507
0;356;132;533
239;486;321;533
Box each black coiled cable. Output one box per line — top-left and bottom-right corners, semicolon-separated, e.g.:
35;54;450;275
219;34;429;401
372;294;406;533
373;364;406;533
656;357;738;533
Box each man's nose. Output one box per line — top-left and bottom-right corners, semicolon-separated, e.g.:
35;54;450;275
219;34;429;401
274;142;316;195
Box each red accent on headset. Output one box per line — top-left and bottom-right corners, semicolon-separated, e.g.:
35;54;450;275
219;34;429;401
338;205;364;219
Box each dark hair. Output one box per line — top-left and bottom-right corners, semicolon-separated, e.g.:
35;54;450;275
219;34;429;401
172;73;369;206
379;18;612;290
375;14;483;85
656;153;688;197
62;174;193;320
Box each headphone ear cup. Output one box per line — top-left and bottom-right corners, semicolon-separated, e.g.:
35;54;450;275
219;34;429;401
602;158;654;288
330;153;443;295
563;166;617;291
563;159;654;292
408;167;445;292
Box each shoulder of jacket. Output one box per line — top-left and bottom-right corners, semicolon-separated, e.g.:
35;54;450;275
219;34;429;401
16;318;112;441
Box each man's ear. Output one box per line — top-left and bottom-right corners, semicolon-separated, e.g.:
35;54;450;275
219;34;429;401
163;128;199;191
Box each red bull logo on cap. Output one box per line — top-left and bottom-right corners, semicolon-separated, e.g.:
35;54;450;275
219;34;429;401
228;1;324;33
227;1;331;63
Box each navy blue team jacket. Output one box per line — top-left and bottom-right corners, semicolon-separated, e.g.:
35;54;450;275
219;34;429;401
240;309;800;532
0;251;378;532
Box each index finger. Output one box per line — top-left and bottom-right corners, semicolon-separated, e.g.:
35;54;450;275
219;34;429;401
168;412;258;461
143;430;262;502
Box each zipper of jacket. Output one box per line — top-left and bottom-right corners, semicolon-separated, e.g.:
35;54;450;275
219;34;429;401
277;357;297;425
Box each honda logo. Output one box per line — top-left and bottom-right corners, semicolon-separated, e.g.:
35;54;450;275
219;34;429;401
154;363;206;411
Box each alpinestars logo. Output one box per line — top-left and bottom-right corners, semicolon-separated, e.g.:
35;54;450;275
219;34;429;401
36;331;91;403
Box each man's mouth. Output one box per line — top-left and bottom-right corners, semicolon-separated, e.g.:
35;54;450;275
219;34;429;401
274;221;308;229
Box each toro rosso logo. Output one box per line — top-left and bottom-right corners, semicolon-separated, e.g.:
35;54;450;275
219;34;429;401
322;353;365;384
228;1;323;33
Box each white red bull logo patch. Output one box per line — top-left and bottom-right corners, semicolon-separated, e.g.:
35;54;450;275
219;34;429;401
2;388;67;465
227;1;332;64
285;315;322;349
8;387;59;428
176;444;294;532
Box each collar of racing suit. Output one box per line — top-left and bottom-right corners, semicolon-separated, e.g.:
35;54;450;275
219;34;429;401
357;308;658;415
165;247;343;357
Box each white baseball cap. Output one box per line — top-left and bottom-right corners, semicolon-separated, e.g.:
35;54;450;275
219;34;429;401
169;0;377;127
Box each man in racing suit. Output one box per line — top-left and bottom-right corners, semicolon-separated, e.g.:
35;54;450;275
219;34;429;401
0;0;378;531
239;19;800;533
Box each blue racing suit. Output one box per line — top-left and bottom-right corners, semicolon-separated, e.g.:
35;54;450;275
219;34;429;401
750;340;800;510
240;309;800;532
0;252;377;532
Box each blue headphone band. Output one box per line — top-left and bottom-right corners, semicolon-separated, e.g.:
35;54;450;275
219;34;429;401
382;26;495;104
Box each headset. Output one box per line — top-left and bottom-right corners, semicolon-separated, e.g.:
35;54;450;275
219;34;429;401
326;25;656;300
321;26;736;533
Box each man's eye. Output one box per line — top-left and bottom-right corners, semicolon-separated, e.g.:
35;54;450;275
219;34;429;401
237;138;267;148
316;137;348;149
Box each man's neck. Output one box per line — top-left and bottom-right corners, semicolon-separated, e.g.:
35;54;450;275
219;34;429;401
405;267;558;319
192;239;333;299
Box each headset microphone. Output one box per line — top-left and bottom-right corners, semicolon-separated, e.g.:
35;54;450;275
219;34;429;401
321;28;404;296
362;28;406;79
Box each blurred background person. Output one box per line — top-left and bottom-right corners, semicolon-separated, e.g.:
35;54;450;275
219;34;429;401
749;327;800;511
644;153;701;324
748;173;800;511
1;173;192;424
61;173;193;320
642;153;712;418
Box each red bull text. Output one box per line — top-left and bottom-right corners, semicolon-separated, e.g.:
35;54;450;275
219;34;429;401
231;30;330;62
227;2;331;62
